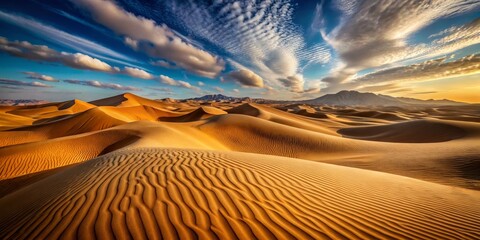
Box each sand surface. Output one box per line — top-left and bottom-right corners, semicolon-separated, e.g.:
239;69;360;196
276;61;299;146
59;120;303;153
1;93;479;239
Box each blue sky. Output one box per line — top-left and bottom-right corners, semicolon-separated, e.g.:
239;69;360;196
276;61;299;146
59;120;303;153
0;0;479;102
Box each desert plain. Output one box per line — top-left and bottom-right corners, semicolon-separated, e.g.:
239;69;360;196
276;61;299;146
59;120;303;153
0;93;479;239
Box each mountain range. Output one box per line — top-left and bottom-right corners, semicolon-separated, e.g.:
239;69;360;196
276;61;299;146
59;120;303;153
186;91;466;106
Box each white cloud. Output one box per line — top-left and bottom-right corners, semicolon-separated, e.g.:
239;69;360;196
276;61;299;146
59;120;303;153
353;54;480;87
0;37;114;72
0;11;138;66
198;81;205;86
22;72;58;82
214;86;224;93
162;0;330;91
316;0;480;91
0;78;52;88
158;74;201;92
71;0;225;78
224;69;264;88
122;67;153;79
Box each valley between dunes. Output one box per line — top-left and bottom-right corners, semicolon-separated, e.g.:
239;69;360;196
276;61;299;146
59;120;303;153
1;93;480;239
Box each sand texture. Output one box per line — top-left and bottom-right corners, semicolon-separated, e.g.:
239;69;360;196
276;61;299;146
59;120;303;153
1;93;479;239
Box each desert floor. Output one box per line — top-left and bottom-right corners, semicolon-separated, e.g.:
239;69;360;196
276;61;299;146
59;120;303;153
1;93;479;239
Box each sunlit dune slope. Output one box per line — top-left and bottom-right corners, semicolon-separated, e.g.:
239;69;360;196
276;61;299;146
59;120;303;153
0;107;126;147
1;148;479;239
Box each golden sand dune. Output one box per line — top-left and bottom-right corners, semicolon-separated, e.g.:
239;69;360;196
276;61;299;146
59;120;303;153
338;119;467;142
161;106;227;122
0;108;126;147
227;103;336;135
0;130;139;180
1;148;479;239
1;93;480;239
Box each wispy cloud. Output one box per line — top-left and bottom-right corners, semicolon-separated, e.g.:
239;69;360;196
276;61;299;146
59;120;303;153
63;79;140;91
70;0;225;78
0;37;114;72
158;75;202;92
0;78;52;88
0;11;138;66
1;37;158;81
353;54;480;87
213;86;224;93
162;0;330;91
22;71;59;82
316;0;480;92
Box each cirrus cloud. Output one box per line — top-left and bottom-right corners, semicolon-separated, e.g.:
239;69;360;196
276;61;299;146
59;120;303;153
22;71;59;82
63;79;140;91
0;78;52;88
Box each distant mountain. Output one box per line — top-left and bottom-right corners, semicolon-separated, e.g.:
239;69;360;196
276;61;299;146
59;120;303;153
186;94;252;102
0;99;49;106
302;90;465;106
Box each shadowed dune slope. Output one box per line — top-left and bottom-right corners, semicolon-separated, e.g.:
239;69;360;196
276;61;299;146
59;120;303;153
1;148;479;239
338;119;467;143
161;106;227;122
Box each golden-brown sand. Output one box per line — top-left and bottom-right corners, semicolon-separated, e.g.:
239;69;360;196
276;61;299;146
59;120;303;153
1;93;479;239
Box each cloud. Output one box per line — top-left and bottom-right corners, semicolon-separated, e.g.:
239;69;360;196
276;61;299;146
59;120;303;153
353;54;480;86
0;11;137;66
147;86;173;93
63;79;140;91
151;60;177;69
214;86;224;93
278;75;305;92
158;75;201;92
317;0;480;90
121;67;153;79
22;71;59;82
0;37;114;72
198;81;205;86
1;37;164;81
161;0;330;90
224;69;264;87
412;91;437;95
71;0;225;78
232;89;239;93
0;78;52;88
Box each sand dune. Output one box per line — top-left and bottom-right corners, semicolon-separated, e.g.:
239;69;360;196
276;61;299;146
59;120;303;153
338;119;467;142
1;148;479;239
228;103;336;135
162;106;227;122
1;93;480;239
0;108;126;147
